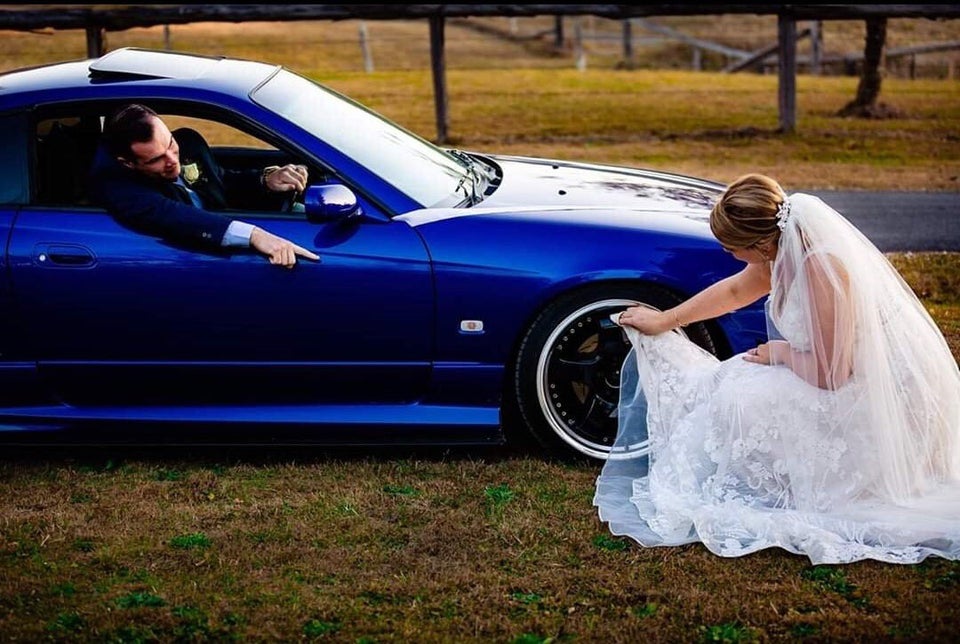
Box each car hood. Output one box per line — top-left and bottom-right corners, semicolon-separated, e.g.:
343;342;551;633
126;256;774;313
483;154;723;215
400;154;724;231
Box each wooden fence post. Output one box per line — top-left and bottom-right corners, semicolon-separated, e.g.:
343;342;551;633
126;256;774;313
810;20;822;74
622;19;634;68
359;21;374;72
778;14;797;133
86;25;105;58
429;15;448;144
574;18;586;70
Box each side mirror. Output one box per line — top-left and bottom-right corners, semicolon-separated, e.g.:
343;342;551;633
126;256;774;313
303;184;363;223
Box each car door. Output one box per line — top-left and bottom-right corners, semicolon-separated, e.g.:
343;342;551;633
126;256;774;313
0;112;53;408
9;208;434;408
8;115;434;409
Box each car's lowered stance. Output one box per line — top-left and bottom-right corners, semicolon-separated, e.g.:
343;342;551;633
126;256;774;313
0;48;767;459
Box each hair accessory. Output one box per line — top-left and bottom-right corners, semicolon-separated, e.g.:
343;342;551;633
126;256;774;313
775;196;792;231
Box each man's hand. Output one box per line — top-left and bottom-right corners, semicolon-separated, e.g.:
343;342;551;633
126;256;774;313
263;164;308;193
249;226;319;268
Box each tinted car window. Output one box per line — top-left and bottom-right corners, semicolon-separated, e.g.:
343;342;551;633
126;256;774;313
0;113;29;205
34;115;103;206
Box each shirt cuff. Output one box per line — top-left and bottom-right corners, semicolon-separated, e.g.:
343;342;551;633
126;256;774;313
221;220;255;247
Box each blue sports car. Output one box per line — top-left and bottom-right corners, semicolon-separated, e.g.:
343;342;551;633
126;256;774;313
0;48;767;460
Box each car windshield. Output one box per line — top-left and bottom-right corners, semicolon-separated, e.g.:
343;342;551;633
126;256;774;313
251;68;470;208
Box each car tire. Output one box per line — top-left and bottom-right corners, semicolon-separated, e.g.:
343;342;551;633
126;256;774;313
511;283;719;462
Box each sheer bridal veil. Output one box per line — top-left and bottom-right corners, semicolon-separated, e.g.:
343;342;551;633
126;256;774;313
772;193;960;504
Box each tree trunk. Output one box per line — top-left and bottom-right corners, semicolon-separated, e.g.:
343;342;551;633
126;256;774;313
838;17;901;118
855;17;885;106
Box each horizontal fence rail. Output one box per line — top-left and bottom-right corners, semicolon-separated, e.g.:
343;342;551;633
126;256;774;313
2;4;960;32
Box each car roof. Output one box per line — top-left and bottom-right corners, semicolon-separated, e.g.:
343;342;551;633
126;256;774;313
0;47;280;110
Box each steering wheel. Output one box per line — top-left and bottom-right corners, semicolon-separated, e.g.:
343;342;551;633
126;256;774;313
279;189;301;213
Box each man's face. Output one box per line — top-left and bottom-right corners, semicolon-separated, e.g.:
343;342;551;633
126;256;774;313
120;116;181;181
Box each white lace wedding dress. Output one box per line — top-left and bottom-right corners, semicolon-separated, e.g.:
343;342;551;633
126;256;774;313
594;194;960;565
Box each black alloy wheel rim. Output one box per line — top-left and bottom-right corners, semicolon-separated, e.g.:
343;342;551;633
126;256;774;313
535;298;641;459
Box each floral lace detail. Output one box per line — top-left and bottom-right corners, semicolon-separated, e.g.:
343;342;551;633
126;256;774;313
595;318;958;565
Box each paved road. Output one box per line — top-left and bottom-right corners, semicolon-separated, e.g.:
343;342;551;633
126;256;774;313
811;191;960;252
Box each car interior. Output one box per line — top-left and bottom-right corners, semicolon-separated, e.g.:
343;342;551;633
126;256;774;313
34;115;103;207
31;106;324;213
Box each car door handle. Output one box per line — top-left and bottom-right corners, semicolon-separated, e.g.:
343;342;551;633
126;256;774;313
35;244;97;268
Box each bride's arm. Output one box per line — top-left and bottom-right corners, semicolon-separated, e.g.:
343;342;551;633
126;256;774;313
764;254;854;389
618;261;771;334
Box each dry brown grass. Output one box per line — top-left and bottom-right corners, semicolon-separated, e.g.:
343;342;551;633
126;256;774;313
391;70;959;190
891;252;960;358
0;17;958;643
2;17;958;189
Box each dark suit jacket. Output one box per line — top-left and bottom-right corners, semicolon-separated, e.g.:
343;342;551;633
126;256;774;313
87;144;262;250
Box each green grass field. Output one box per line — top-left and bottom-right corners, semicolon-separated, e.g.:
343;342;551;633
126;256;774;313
1;16;959;643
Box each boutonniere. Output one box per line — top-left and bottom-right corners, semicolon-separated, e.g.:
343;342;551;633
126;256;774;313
182;162;201;184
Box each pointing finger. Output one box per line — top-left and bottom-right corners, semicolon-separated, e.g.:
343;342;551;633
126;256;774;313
293;244;320;261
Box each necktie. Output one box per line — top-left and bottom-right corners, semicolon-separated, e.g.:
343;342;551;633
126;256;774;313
174;178;204;208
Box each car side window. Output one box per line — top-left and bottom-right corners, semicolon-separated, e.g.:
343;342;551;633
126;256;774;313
0;113;30;205
161;115;318;214
29;108;322;213
33;115;102;207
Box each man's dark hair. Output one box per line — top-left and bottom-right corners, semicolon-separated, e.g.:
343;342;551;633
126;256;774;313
102;103;159;159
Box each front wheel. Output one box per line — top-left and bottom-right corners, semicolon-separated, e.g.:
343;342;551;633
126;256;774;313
511;283;719;461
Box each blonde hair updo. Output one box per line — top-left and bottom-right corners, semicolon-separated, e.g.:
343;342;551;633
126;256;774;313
710;173;786;250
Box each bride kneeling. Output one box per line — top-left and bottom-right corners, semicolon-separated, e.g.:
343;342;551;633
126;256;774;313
594;173;960;565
